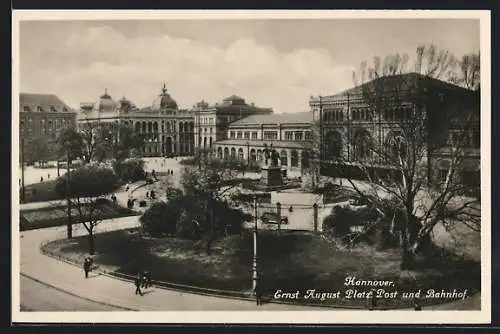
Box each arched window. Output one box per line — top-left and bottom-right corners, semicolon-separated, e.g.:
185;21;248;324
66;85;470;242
153;122;158;133
48;119;53;132
37;106;44;112
352;129;372;161
20;120;25;132
325;131;343;160
280;150;288;166
250;149;256;161
135;122;141;133
230;147;236;159
203;137;207;148
257;150;263;161
142;122;146;133
148;122;153;133
209;137;213;148
238;148;244;160
291;150;299;167
217;147;223;159
40;118;46;134
23;106;30;112
223;147;229;160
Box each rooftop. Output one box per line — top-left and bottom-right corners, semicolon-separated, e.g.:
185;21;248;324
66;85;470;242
20;93;73;113
312;73;475;101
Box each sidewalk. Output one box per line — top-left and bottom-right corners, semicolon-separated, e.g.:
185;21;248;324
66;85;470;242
20;217;328;311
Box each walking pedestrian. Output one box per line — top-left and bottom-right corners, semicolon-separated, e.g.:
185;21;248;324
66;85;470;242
40;176;44;183
255;282;263;306
83;257;91;279
146;191;149;198
134;272;143;296
47;173;50;179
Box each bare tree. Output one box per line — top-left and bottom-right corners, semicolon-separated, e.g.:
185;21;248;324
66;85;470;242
55;164;119;254
343;44;480;269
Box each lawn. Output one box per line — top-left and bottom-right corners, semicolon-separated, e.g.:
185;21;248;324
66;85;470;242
21;179;124;204
42;228;480;309
22;180;62;203
20;200;139;231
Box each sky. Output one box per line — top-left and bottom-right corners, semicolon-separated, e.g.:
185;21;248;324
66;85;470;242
18;18;480;113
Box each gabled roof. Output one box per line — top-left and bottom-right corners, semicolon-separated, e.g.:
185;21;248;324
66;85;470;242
333;73;473;98
230;112;312;126
20;93;73;112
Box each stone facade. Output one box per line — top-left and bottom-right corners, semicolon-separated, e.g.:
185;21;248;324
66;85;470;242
19;93;77;163
193;95;273;151
309;73;480;186
214;112;313;173
77;85;195;158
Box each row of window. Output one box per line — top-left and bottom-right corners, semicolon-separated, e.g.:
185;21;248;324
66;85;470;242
284;131;313;141
229;131;259;140
198;117;215;125
216;147;309;168
23;106;69;113
321;107;415;123
20;118;72;133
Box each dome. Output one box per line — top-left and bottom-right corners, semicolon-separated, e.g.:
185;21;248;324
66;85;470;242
151;83;178;110
95;88;117;111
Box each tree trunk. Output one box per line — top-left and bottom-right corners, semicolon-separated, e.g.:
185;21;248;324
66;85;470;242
88;228;95;255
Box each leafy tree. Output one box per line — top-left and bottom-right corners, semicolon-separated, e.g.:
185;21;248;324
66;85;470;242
139;201;179;236
29;136;50;166
54;164;119;254
57;127;84;162
112;158;146;182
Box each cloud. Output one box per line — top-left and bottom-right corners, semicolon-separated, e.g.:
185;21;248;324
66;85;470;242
21;25;355;113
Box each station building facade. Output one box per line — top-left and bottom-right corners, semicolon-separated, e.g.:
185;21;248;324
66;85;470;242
213;112;314;173
309;73;480;187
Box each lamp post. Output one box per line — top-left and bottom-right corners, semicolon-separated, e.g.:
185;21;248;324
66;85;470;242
247;141;250;166
252;194;259;293
20;138;26;203
66;150;72;239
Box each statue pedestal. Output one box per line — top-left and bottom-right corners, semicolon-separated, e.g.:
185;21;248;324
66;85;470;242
260;165;283;187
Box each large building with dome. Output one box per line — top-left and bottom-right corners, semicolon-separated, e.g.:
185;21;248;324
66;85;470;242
77;84;195;157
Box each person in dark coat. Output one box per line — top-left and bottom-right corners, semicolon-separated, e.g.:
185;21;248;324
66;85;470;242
134;272;143;296
255;282;263;306
83;258;91;279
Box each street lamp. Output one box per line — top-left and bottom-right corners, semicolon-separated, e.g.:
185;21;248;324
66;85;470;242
252;194;259;294
247;141;250;166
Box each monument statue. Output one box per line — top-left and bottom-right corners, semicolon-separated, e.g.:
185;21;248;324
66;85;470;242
270;149;280;167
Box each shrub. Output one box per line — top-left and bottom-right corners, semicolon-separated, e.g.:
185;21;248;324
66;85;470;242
166;188;184;201
113;158;146;182
139;202;179;236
